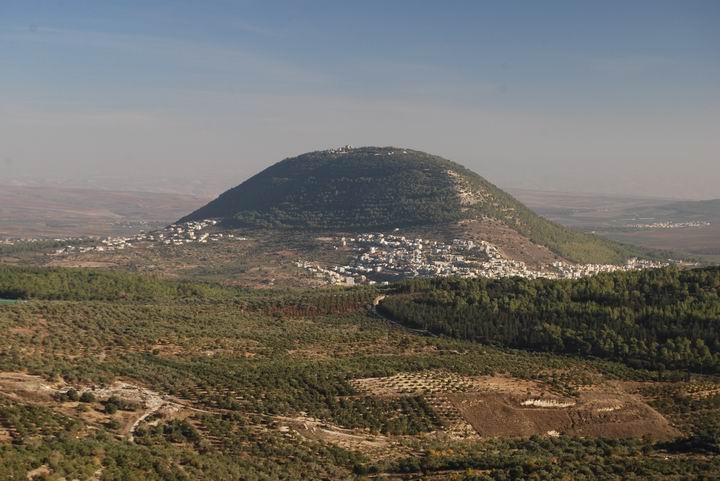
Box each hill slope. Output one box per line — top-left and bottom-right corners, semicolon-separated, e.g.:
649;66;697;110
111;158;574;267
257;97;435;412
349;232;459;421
181;146;632;264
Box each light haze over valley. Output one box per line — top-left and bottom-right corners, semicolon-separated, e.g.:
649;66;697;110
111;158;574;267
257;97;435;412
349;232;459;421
1;1;719;199
1;2;720;481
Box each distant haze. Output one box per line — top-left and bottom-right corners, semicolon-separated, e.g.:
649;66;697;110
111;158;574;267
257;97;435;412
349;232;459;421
1;1;718;199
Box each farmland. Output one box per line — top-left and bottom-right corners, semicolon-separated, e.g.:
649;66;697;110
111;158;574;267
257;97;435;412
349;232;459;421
0;267;719;479
0;184;208;238
513;189;720;263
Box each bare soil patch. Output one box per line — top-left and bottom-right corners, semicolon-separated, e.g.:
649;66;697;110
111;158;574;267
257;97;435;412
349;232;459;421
274;415;411;459
0;372;60;403
352;371;679;441
449;390;677;440
459;218;563;267
0;372;193;441
47;260;119;268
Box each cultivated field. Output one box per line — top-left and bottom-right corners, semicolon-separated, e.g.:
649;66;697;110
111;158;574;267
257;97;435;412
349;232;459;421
513;188;720;261
0;271;718;479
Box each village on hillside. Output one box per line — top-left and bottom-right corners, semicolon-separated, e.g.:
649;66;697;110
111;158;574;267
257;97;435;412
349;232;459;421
5;221;671;287
625;220;711;229
48;219;247;255
298;232;669;286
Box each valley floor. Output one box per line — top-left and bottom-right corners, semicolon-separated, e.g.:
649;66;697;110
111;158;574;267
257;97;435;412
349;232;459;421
0;282;718;480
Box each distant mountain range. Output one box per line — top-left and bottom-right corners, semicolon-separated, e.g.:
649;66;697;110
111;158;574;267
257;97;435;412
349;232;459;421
181;146;634;264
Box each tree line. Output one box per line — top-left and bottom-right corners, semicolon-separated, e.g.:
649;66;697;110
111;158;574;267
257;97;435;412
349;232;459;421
379;267;720;373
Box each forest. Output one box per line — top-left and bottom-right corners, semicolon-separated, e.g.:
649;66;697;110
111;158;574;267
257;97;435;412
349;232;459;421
0;239;97;257
0;266;718;479
379;266;720;373
0;265;377;316
182;147;633;264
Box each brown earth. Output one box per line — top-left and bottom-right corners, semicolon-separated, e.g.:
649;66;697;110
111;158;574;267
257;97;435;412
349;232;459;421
401;218;563;268
274;415;407;459
458;218;563;267
449;390;678;440
0;372;192;442
4;215;571;289
352;371;680;441
47;260;119;268
0;372;60;403
28;234;328;289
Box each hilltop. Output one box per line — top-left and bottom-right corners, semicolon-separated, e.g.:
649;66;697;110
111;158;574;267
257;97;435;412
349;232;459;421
182;146;633;264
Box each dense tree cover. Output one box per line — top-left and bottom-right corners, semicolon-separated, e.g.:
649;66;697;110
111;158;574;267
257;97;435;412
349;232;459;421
1;267;719;479
0;399;365;480
379;436;720;480
0;266;377;316
3;409;718;480
642;382;720;455
180;147;632;263
0;266;226;301
181;148;466;229
380;267;720;373
0;239;96;256
0;397;81;441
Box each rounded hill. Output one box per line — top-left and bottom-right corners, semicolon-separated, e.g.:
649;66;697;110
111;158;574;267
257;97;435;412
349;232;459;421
181;146;633;264
182;147;475;229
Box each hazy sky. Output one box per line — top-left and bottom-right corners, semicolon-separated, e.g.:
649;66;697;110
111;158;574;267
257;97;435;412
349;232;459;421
1;0;718;199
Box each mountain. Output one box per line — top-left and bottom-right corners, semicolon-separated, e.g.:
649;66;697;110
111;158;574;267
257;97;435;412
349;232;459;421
181;146;632;264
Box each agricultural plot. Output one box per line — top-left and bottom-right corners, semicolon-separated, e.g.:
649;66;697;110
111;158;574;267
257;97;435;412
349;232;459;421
0;268;718;479
352;371;678;440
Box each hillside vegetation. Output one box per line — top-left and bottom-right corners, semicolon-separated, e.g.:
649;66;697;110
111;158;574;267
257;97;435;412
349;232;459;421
379;267;720;373
0;266;719;479
181;147;632;264
0;266;217;301
0;265;376;315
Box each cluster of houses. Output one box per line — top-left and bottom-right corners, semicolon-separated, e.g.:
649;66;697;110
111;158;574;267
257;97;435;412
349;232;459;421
625;220;711;229
549;258;668;279
295;260;370;286
325;145;354;154
50;219;246;256
2;237;83;246
297;232;669;285
325;145;410;157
